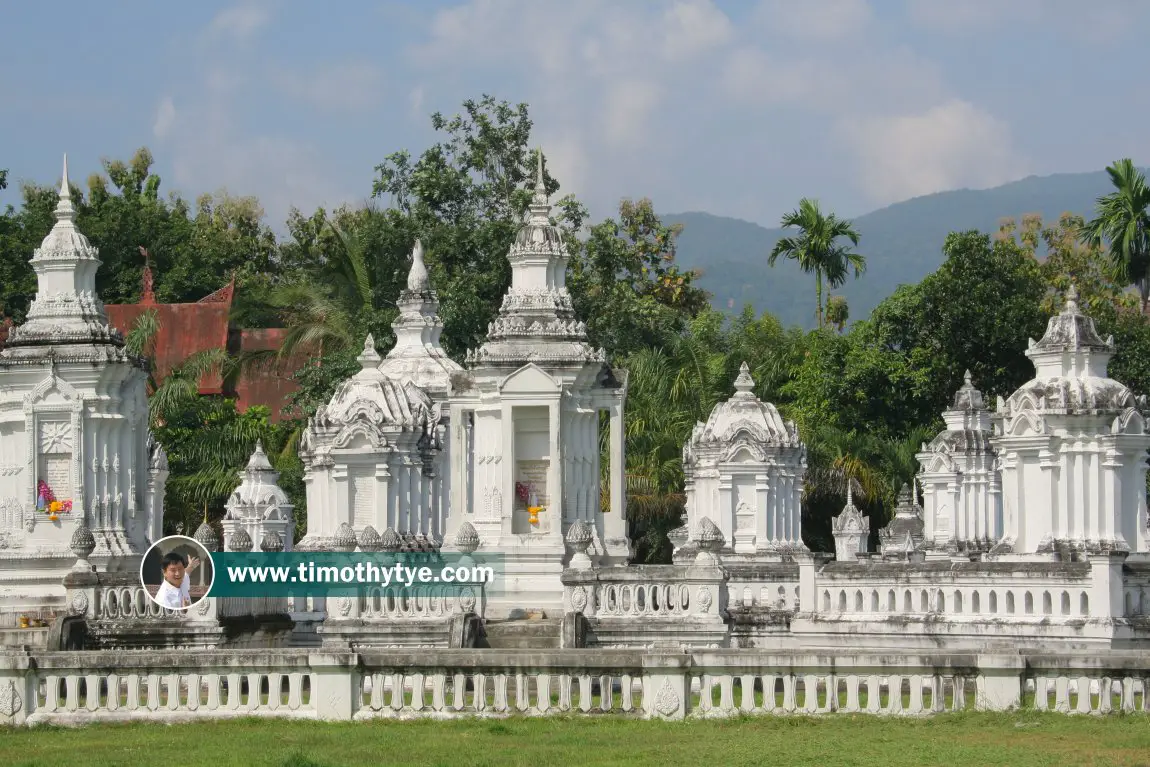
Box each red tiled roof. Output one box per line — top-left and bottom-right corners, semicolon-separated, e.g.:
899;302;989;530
105;298;231;395
235;328;308;421
103;275;305;422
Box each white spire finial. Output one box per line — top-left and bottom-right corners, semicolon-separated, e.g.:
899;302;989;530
1065;283;1079;312
734;361;755;394
845;479;853;508
963;369;973;386
60;154;71;199
55;153;76;221
407;239;430;292
358;333;381;370
529;147;549;212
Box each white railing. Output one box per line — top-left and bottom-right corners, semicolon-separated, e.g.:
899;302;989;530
813;584;1093;619
1;649;1146;724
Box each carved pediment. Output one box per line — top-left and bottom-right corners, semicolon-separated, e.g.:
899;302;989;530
23;374;82;409
1006;411;1044;437
332;420;389;450
1112;407;1146;435
498;363;560;395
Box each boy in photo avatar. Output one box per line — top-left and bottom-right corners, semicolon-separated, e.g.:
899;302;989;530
155;551;201;609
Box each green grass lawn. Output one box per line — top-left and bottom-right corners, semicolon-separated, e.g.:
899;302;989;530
3;713;1150;767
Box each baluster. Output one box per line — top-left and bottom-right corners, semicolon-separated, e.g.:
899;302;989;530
953;676;966;711
366;672;382;711
802;675;818;713
844;675;860;713
1098;677;1113;714
286;673;302;711
906;675;922;715
761;675;777;713
167;673;180;711
621;674;634;712
600;675;613;712
390;672;405;712
431;672;446;712
125;673;141;712
494;674;509;713
411;672;426;712
1076;676;1093;714
535;674;552;713
266;673;282;711
226;673;242;710
84;674;100;712
886;676;902;715
863;675;879;713
474;674;487;711
1121;677;1135;713
781;675;796;713
719;675;735;713
825;675;837;712
739;674;755;712
698;674;712;713
243;671;259;712
1055;677;1070;712
64;674;80;712
578;674;592;713
558;675;572;711
106;674;120;712
514;673;528;713
1034;677;1049;711
452;673;466;711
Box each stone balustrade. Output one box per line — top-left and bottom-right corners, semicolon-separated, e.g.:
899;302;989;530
562;564;727;648
0;648;1146;724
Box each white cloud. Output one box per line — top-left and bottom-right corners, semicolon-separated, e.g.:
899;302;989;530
839;99;1028;204
753;0;873;41
150;9;355;227
661;1;733;60
272;61;384;113
152;97;176;139
207;3;271;43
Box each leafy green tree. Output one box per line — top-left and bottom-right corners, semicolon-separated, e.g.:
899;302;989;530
768;198;865;328
1080;159;1150;313
999;212;1136;321
568;198;709;356
825;295;849;332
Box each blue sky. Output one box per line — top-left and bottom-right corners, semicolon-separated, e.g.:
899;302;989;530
2;0;1147;230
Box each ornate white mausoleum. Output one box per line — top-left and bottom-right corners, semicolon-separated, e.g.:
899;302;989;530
0;158;166;621
0;156;1149;727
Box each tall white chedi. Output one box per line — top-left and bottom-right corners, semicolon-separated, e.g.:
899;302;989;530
992;286;1150;556
0;157;167;617
916;371;1001;556
679;362;806;560
448;151;629;612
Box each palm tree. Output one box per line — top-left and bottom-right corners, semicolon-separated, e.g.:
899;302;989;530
1080;159;1150;313
125;311;282;535
274;214;380;359
768;198;866;328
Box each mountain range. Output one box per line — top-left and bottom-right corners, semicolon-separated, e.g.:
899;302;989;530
666;169;1125;329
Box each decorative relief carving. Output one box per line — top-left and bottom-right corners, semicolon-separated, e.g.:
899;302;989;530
335;596;352;616
69;592;89;616
653;680;680;717
0;498;22;531
697;588;713;613
570;586;588;613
